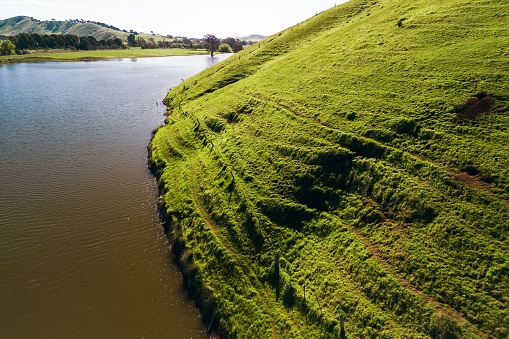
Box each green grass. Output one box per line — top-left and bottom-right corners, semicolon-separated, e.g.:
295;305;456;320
0;48;208;63
149;0;509;337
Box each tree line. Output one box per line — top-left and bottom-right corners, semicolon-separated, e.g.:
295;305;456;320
7;33;125;51
127;33;244;54
2;32;249;56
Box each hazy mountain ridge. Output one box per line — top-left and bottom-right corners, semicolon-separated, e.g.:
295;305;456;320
236;34;267;42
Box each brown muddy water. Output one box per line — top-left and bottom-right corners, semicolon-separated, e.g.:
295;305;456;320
0;54;230;338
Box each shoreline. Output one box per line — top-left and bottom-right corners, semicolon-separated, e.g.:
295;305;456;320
0;48;209;64
147;139;221;338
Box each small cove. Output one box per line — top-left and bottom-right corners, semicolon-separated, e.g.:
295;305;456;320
0;54;230;338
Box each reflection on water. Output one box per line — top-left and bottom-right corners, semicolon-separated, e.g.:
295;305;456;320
0;54;230;338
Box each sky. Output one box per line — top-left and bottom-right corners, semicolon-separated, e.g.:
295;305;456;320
0;0;349;38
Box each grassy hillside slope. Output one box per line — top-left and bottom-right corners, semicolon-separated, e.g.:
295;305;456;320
149;0;509;337
0;16;166;41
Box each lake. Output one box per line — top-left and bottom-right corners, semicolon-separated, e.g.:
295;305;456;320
0;54;230;338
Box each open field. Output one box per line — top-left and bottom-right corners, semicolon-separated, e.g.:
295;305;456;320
151;0;509;337
0;48;209;63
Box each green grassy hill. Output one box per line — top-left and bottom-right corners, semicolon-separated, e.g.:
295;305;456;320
149;0;509;337
0;16;167;41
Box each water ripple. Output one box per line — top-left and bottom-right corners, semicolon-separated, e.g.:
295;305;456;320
0;55;231;338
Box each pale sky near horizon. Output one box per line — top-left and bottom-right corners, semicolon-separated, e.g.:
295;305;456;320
0;1;349;38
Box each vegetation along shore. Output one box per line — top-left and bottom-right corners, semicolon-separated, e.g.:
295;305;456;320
0;48;209;63
149;0;509;337
0;17;250;63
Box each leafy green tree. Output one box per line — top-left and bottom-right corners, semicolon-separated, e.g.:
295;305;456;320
32;33;45;48
87;36;98;49
79;36;90;50
147;37;158;49
8;36;18;48
218;43;232;53
136;37;147;49
127;33;136;47
113;38;124;49
203;33;220;57
0;40;16;55
223;37;243;53
43;35;57;48
16;33;34;50
51;34;65;48
182;38;193;47
65;34;80;49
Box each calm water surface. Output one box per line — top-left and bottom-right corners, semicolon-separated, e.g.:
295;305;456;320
0;54;230;338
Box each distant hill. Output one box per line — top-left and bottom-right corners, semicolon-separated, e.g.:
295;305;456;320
0;16;265;43
237;34;266;42
0;16;168;41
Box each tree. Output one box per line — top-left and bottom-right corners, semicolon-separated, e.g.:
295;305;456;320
182;37;193;47
32;33;45;48
127;33;136;47
113;38;125;49
219;43;232;53
87;36;98;49
43;35;57;48
147;38;157;49
223;37;243;53
203;33;220;57
8;36;18;48
79;36;90;50
51;34;65;48
0;40;16;55
64;34;80;49
16;33;34;50
136;37;147;49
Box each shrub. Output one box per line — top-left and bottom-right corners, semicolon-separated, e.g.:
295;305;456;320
218;43;233;53
391;118;417;135
282;282;297;307
0;40;16;55
429;313;462;339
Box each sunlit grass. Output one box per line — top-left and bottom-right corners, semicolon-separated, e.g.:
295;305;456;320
149;0;509;337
